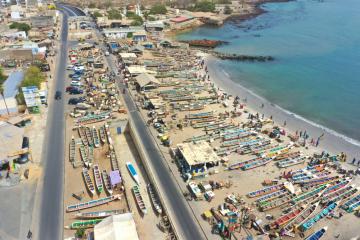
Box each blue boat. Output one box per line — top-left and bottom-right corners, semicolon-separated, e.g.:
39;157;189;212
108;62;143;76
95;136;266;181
126;162;140;185
305;226;328;240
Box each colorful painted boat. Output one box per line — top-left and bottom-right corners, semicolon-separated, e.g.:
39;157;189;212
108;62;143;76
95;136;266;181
101;170;113;195
341;193;360;212
296;176;339;186
299;202;337;232
85;127;94;146
148;183;163;214
241;157;272;171
126;162;140;185
92;126;100;148
68;219;102;229
291;185;328;204
247;183;284;198
82;168;95;195
87;146;94;167
269;206;304;229
78;127;89;146
132;185;147;214
321;180;351;198
260;193;295;211
321;185;357;205
281;202;319;234
79;145;89;166
66;194;121;212
274;151;300;161
110;150;119;171
256;189;288;204
305;226;328;240
93;164;103;193
99;125;106;144
69;137;76;163
228;157;263;170
75;209;126;219
277;156;306;168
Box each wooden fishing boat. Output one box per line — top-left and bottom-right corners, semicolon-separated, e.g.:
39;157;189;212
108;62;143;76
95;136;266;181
277;156;306;168
69;137;76;163
126;162;140;185
299;202;337;232
93;164;103;193
297;176;339;186
101;170;113;195
99;125;106;144
110;149;119;171
228;157;263;170
79;145;89;166
133;185;147;215
321;185;357;205
147;184;163;214
260;193;295;211
87;146;94;167
68;219;102;229
256;189;288;204
92;126;100;148
66;194;121;212
247;183;284;198
345;199;360;213
269;206;304;229
281;202;319;234
75;209;126;219
275;151;300;161
241;157;272;171
321;179;351;198
85;127;93;146
82;168;95;195
78;127;89;146
291;185;328;204
305;226;328;240
341;193;360;212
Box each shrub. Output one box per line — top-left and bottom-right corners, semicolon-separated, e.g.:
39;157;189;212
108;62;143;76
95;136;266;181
149;4;167;15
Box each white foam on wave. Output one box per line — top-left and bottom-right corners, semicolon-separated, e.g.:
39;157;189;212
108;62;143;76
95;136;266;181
210;58;360;148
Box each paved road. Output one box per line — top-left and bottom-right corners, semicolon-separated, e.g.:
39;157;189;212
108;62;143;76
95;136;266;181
37;5;84;240
96;33;207;240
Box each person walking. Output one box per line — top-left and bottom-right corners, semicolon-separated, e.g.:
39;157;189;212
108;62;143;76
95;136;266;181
358;160;360;166
352;158;356;165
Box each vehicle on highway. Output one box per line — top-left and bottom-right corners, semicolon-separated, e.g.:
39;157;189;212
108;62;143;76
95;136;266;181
74;66;85;71
68;97;85;105
69;88;83;94
55;91;62;100
71;81;82;87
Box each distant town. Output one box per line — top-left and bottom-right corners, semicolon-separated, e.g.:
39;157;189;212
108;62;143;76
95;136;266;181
0;1;360;240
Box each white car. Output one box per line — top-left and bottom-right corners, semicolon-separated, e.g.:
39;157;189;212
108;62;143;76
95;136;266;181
74;66;85;71
71;81;82;87
66;65;74;70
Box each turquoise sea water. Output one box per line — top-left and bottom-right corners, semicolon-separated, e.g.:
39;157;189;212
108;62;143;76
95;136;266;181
178;0;360;141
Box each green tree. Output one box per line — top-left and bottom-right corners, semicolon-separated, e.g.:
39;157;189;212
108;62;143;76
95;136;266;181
224;5;232;14
93;11;103;18
0;67;6;84
149;4;167;15
188;0;215;12
9;22;31;33
130;15;144;26
75;228;85;238
0;68;9;115
127;32;133;38
126;11;136;18
22;66;45;89
107;9;122;20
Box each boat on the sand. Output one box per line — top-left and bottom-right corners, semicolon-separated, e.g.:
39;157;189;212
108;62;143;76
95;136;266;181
305;226;328;240
93;164;103;193
126;162;140;185
66;194;121;212
82;168;95;195
132;185;147;215
148;183;162;214
101;169;113;195
75;209;126;219
68;219;102;229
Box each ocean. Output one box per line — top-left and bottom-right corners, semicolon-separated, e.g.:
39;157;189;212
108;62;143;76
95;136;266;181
177;0;360;143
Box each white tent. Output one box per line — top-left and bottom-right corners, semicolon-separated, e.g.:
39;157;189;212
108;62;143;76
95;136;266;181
94;213;139;240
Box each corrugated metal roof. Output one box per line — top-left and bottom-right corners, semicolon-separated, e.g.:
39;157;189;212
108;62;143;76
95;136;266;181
2;71;24;98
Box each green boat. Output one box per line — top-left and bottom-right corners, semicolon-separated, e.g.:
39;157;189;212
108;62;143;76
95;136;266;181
69;219;102;229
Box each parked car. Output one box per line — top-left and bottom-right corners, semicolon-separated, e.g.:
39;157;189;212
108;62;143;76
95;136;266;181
22;136;29;149
69;88;83;94
66;86;77;92
74;66;85;71
55;90;62;100
68;97;85;105
71;76;81;81
66;65;74;70
71;81;82;87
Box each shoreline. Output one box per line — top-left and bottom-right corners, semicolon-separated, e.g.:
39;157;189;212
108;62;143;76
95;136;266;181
205;55;360;160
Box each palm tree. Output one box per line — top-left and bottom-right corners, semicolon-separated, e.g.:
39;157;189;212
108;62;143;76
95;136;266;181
0;84;9;115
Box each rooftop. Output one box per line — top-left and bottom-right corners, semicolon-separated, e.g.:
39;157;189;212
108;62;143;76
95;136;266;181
0;121;24;160
177;142;219;166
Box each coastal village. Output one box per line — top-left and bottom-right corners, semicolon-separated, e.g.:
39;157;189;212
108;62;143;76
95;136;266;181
0;1;360;240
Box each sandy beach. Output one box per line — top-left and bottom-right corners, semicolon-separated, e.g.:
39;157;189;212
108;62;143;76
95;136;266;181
205;55;360;161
